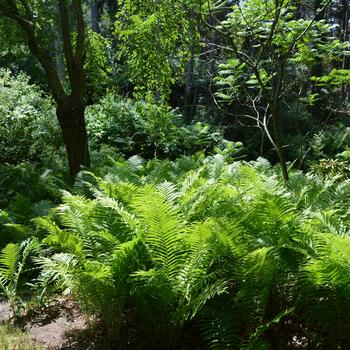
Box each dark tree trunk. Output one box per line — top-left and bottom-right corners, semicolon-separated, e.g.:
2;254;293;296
90;0;100;33
0;0;90;177
54;32;65;84
184;45;195;123
310;0;325;121
57;99;90;177
271;107;289;182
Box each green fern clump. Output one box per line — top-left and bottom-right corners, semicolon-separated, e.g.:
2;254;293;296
35;191;143;339
0;239;39;318
129;187;228;347
17;153;350;349
298;232;350;349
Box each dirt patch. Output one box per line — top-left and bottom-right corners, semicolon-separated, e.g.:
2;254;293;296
0;299;13;323
26;298;92;350
0;298;207;350
0;298;99;350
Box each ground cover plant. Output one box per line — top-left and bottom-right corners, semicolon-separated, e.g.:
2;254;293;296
0;153;349;349
1;0;350;349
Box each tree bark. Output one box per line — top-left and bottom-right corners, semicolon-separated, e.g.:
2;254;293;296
271;106;289;181
184;44;195;123
0;0;90;177
57;99;90;177
90;0;100;33
255;63;290;182
54;32;65;83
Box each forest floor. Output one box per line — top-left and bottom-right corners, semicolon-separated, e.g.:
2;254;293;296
0;298;206;350
0;298;315;350
0;298;99;350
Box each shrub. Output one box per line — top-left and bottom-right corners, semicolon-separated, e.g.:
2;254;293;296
306;124;350;164
86;94;224;159
310;158;350;179
0;69;62;166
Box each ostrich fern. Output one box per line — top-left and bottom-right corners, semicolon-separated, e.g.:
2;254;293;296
0;239;38;317
29;155;350;348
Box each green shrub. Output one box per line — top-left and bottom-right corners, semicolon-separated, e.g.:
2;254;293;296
0;163;68;249
0;69;62;166
305;124;350;163
86;94;224;159
0;163;68;209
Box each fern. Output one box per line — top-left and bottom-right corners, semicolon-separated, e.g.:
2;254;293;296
132;185;187;279
36;189;143;339
12;154;350;349
0;239;38;317
0;243;20;291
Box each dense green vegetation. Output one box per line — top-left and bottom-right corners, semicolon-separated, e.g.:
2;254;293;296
1;0;350;349
1;155;350;349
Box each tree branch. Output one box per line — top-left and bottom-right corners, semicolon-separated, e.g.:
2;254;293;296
58;0;75;88
74;0;85;63
0;1;66;103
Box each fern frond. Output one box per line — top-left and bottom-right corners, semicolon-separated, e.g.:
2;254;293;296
132;185;188;279
0;243;19;282
179;170;202;195
97;196;139;234
37;217;83;256
302;233;350;288
185;279;229;322
32;200;56;217
0;238;39;306
35;253;78;293
157;181;180;204
243;307;296;350
199;301;240;349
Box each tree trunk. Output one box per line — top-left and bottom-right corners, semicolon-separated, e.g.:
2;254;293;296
54;33;65;83
184;45;195;123
90;0;100;33
0;0;89;177
271;106;289;182
310;0;325;121
57;99;90;177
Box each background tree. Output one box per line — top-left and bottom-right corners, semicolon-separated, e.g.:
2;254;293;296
0;0;90;176
115;0;205;102
205;0;333;180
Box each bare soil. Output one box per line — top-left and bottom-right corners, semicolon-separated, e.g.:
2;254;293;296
0;298;207;350
0;298;98;350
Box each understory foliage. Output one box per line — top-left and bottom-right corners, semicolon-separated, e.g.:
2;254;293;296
0;69;62;166
0;70;224;169
1;153;350;349
2;0;350;348
86;94;223;159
